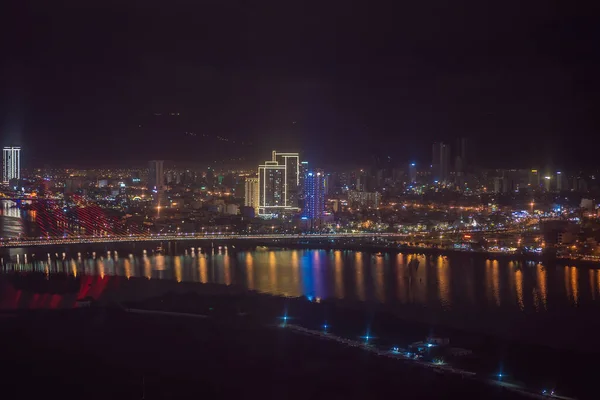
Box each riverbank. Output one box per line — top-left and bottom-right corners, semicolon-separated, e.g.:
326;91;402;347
118;287;587;399
1;238;599;269
0;306;533;400
0;270;593;398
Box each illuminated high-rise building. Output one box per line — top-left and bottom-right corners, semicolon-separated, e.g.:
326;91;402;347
2;146;21;184
556;171;563;191
455;137;468;175
258;151;301;216
432;142;450;182
148;160;165;206
408;163;417;183
303;170;325;220
148;160;165;191
244;177;259;213
529;169;540;189
544;176;552;191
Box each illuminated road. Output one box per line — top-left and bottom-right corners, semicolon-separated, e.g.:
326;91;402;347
0;232;408;248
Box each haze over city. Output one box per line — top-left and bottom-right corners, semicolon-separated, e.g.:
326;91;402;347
3;1;600;168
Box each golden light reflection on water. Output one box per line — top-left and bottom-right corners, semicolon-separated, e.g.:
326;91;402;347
412;255;427;305
569;266;579;305
223;254;231;285
492;260;500;307
515;269;524;310
198;256;208;283
97;259;105;279
535;263;547;310
14;248;600;313
70;259;77;277
374;255;385;303
355;252;365;301
436;256;451;309
396;254;409;304
268;251;277;292
245;253;254;290
174;256;182;283
485;259;493;304
334;251;344;299
155;255;166;271
291;250;300;295
143;256;151;279
123;258;131;279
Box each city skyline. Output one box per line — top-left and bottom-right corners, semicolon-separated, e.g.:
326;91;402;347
2;3;599;399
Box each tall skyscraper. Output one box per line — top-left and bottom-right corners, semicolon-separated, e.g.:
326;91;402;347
408;163;417;183
244;177;259;213
271;151;301;207
258;151;301;216
303;170;325;220
432;142;450;182
148;160;165;206
529;169;540;189
556;171;563;191
455;137;468;175
3;146;21;184
148;160;165;191
543;176;552;191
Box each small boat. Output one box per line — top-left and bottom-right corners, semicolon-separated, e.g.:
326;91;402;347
154;246;164;254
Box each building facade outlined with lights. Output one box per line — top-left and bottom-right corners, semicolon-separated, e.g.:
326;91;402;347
2;146;21;184
257;151;301;216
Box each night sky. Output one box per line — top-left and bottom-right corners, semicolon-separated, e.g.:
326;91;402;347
1;1;599;169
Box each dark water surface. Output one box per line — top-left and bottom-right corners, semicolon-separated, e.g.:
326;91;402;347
1;200;599;353
1;246;599;352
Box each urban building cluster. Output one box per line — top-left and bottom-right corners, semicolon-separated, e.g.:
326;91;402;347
4;141;600;260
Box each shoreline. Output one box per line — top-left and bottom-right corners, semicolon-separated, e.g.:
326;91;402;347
1;239;599;269
0;273;590;399
260;241;600;268
114;285;587;399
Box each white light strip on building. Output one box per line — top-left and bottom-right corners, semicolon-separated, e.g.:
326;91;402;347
3;147;21;184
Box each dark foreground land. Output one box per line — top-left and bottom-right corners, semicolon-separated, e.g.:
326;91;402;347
0;306;535;400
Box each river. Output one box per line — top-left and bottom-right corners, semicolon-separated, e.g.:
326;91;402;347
1;200;598;353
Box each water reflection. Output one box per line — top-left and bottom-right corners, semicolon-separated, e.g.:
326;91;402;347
515;269;524;310
436;256;451;309
334;251;344;299
3;249;600;315
198;256;208;284
536;264;547;310
355;252;365;301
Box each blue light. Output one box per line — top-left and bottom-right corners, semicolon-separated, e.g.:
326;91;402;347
426;343;434;348
301;216;308;220
411;163;416;166
323;324;329;330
